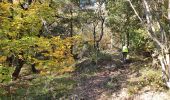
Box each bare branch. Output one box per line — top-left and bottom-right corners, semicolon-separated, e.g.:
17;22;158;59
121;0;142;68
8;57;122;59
142;0;164;48
126;0;143;22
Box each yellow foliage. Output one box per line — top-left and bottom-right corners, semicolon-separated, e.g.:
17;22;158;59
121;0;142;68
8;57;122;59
58;66;75;74
0;56;6;63
0;1;81;76
30;35;81;75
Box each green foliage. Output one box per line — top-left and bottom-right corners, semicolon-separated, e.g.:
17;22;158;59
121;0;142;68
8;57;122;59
129;28;154;52
1;0;168;98
128;68;165;94
106;0;138;31
0;1;81;77
0;65;14;96
89;50;112;64
0;64;14;83
0;74;76;99
107;0;145;51
28;74;75;98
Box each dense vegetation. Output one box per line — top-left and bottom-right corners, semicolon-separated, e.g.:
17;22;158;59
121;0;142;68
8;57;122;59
1;0;170;99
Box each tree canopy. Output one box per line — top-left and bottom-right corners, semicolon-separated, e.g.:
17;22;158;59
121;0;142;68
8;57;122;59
1;0;170;99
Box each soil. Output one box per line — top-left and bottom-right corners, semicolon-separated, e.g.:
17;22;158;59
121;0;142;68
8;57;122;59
70;52;170;100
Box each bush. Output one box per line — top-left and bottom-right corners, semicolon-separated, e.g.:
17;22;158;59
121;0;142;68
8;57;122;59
89;51;112;64
0;64;14;83
128;68;165;94
129;29;154;54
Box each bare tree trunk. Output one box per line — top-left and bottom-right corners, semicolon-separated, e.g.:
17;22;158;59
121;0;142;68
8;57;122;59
12;58;24;80
127;0;142;22
96;17;105;50
93;23;97;48
168;0;170;25
165;48;170;80
128;0;170;88
70;9;73;54
165;0;170;86
128;0;163;47
110;34;113;49
158;54;168;81
125;14;130;47
143;0;170;88
70;9;73;37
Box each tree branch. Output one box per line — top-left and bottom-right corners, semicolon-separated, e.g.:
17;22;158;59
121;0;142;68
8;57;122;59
127;0;143;22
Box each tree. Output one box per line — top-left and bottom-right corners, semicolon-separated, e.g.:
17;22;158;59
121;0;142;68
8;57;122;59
127;0;170;88
106;0;143;50
0;0;78;80
80;0;106;50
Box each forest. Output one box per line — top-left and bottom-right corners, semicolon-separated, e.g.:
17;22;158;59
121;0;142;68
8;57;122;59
1;0;170;99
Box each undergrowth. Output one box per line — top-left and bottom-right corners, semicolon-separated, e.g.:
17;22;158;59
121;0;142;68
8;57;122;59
0;73;76;99
128;66;166;95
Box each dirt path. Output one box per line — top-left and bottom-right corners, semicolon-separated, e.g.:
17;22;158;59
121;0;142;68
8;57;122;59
71;65;131;100
70;52;130;99
70;52;170;100
72;70;111;99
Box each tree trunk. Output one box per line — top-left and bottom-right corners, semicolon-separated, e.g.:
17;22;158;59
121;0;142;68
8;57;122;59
12;58;24;80
158;48;170;87
158;54;168;81
128;0;170;88
165;49;170;80
70;9;73;54
93;23;97;48
168;0;170;25
96;17;105;50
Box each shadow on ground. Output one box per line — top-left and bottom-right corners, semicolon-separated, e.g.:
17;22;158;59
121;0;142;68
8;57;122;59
0;74;76;100
70;52;132;100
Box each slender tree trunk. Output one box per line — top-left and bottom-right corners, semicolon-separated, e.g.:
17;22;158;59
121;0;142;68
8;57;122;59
125;14;130;47
12;58;24;80
70;9;73;54
168;0;170;25
128;0;170;88
96;17;105;50
127;0;142;22
126;32;129;47
93;23;96;48
158;54;168;81
110;34;113;49
70;10;73;37
165;0;170;84
165;48;170;80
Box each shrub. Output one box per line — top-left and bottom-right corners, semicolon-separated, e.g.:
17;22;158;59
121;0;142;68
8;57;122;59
128;68;165;94
0;64;14;83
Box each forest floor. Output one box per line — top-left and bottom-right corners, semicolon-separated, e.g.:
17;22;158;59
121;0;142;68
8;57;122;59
1;51;170;100
69;51;170;100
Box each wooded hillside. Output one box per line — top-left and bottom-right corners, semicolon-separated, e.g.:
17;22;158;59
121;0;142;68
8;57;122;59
0;0;170;99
